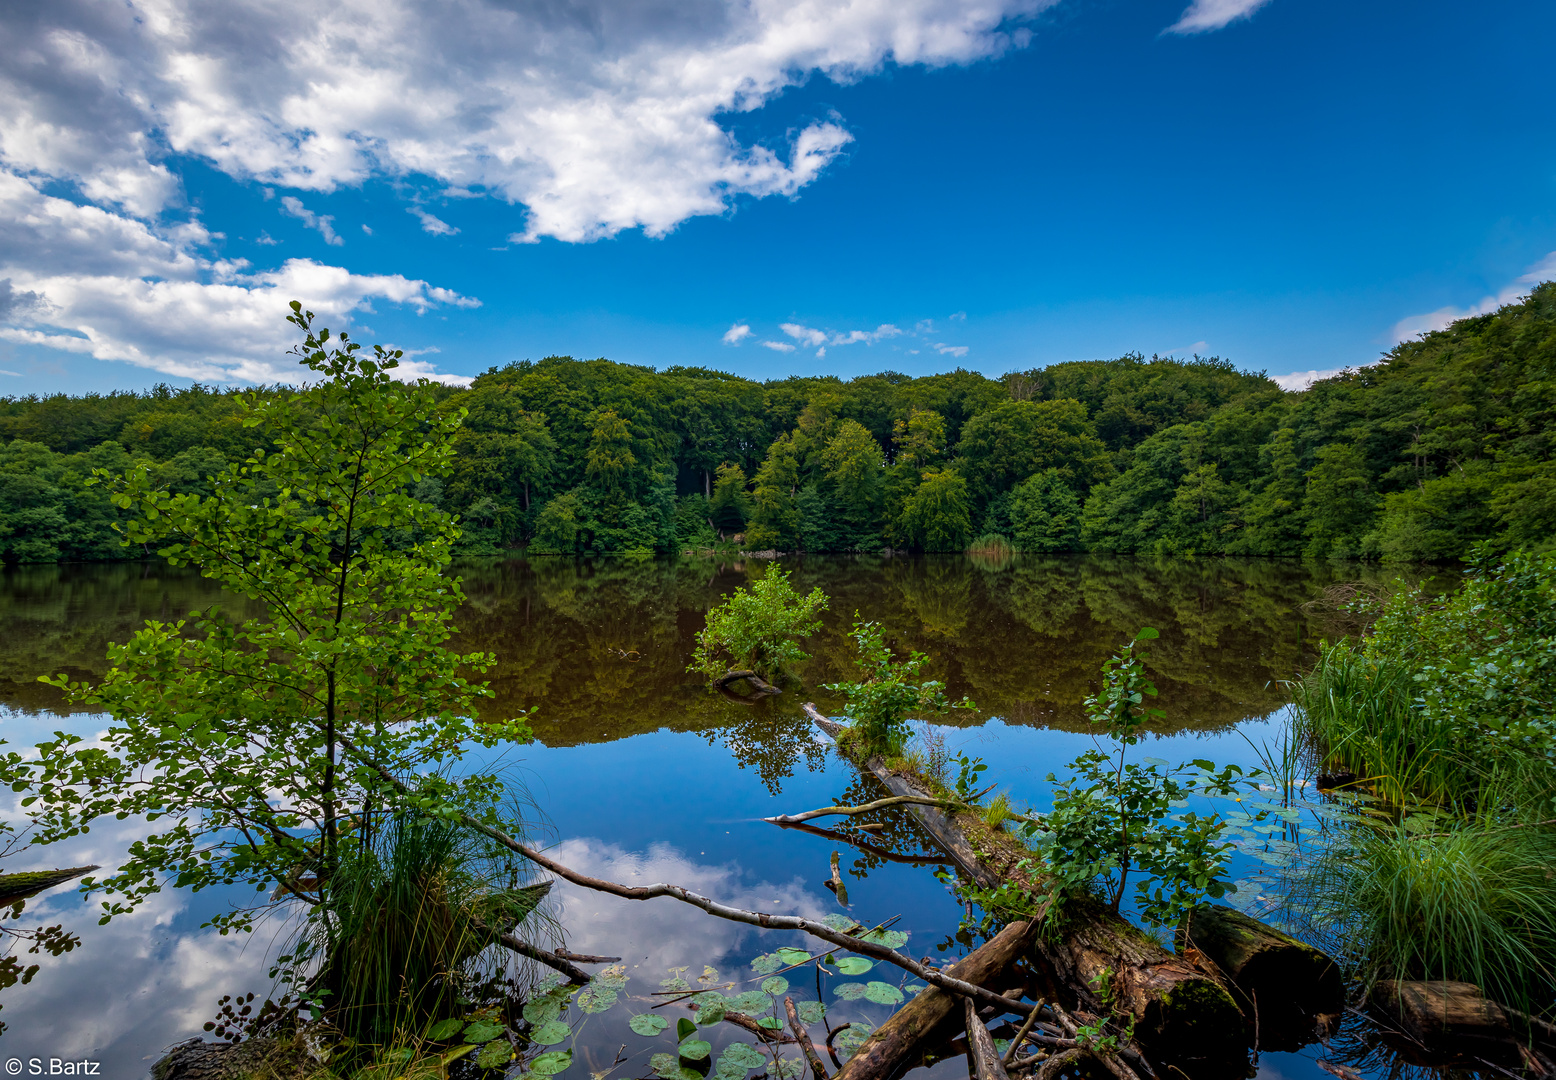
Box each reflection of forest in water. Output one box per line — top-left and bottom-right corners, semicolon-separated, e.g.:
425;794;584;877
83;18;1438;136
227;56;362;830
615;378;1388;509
2;554;1414;790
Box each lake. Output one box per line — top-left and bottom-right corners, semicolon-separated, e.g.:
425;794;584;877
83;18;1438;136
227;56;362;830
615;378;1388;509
0;554;1420;1079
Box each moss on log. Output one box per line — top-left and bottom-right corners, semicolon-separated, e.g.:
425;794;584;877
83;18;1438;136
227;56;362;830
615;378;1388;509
1177;905;1342;1050
0;865;98;904
806;707;1247;1074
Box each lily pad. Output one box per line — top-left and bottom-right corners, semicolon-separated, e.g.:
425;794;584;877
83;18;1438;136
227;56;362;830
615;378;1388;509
531;1050;573;1076
774;947;811;965
863;982;903;1005
822;914;859;932
695;1001;726;1026
717;1043;768;1071
751;953;784;975
677;1018;697;1043
757;1017;783;1029
523;999;562;1026
835;1023;873;1061
533;1020;571;1045
428;1017;465;1041
477;1040;515;1068
797;1001;825;1025
859;929;909;949
834;957;872;976
772;1057;804;1078
577;986;617;1014
463;1019;505;1043
679;1040;712;1061
650;1053;685;1080
833;983;867;1001
760;977;789;997
629;1014;669;1037
728;991;771;1014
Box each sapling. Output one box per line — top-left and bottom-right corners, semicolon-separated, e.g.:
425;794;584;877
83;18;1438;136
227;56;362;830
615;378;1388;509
688;567;828;685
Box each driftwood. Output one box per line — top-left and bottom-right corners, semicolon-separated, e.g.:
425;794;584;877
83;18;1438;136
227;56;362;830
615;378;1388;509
715;669;780;695
767;819;946;866
965;996;1013;1080
1178;905;1342;1050
1368;980;1515;1056
0;864;99;904
787;996;832;1080
804;706;1246;1074
766;794;964;825
833;919;1037;1080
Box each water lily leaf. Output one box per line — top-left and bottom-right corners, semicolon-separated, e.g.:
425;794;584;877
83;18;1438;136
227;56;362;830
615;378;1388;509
822;914;858;932
463;1019;505;1043
699;966;721;984
729;991;771;1014
750;953;784;976
797;1001;825;1025
833;983;867;1001
533;1020;571;1045
760;977;789;997
428;1017;465;1041
630;1014;670;1037
775;947;812;966
661;976;692;991
651;1053;683;1079
696;1002;726;1026
677;1018;697;1043
772;1058;804;1079
578;986;617;1014
863;982;903;1005
532;1050;573;1076
758;1017;783;1029
592;965;630;990
859;929;908;950
694;991;729;1008
835;1024;872;1060
834;957;872;976
679;1040;712;1061
524;999;562;1026
477;1040;515;1068
718;1043;768;1072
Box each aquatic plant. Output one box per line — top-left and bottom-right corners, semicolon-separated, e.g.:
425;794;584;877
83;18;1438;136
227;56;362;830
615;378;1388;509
965;532;1017;572
687;567;829;683
827;617;973;757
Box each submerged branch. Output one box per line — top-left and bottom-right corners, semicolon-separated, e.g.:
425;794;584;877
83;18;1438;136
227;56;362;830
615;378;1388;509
766;794;964;825
768;819;946;866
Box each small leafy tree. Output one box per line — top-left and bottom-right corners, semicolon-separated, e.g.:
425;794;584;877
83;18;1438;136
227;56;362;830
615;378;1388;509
1031;628;1250;927
687;567;828;683
827;618;973;756
1;305;530;938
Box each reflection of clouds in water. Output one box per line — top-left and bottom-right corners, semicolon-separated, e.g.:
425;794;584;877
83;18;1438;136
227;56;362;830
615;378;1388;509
547;838;831;978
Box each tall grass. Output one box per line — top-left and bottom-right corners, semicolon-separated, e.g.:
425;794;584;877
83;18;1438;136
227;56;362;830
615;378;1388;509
966;533;1016;572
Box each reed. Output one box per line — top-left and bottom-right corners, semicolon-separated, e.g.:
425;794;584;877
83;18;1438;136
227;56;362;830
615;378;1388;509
965;533;1016;572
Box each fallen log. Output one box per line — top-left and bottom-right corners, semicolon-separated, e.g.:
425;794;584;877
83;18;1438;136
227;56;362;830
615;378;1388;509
1177;905;1342;1050
1368;980;1517;1058
833;919;1037;1080
965;996;1013;1080
804;705;1247;1074
0;864;99;904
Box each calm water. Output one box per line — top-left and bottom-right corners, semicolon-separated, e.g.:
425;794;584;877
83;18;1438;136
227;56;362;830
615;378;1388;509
0;555;1419;1079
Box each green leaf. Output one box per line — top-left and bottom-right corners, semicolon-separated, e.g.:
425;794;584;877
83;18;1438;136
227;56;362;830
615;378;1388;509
696;1001;726;1026
757;1017;783;1029
760;976;789;996
428;1017;465;1041
629;1014;670;1037
858;929;908;949
863;982;903;1005
463;1019;505;1043
728;991;771;1014
797;1000;825;1025
677;1017;697;1043
531;1050;573;1076
774;947;811;965
833;983;867;1001
834;1024;873;1061
476;1040;514;1068
578;986;618;1014
834;957;872;975
718;1043;768;1072
651;1053;684;1079
822;914;858;931
750;953;784;976
532;1020;571;1045
680;1040;713;1061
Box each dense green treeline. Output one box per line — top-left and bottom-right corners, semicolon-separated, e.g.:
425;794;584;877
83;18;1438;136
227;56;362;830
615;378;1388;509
3;284;1552;563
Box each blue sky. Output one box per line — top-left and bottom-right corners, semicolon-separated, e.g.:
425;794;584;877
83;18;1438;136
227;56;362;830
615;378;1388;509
1;0;1552;396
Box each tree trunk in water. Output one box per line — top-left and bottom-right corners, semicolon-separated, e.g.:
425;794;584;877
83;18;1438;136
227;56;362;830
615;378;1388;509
807;707;1248;1075
964;996;1012;1080
1178;905;1343;1050
833;919;1036;1080
1368;980;1516;1058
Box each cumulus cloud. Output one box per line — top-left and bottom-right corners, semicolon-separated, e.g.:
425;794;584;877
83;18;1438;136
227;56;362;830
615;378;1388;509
409;208;459;236
761;340;796;352
782;322;902;347
781;322;829;347
722;322;753;345
279;195;343;246
1165;0;1273;34
1390;251;1556;343
1270;368;1348;392
934;342;969;357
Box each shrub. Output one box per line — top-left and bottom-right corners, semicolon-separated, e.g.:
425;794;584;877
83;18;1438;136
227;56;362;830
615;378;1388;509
687;567;828;682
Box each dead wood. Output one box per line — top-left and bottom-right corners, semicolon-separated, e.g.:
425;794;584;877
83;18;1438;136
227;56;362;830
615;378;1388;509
1369;980;1518;1058
787;996;831;1080
966;996;1013;1080
0;865;99;904
768;819;945;866
493;932;593;985
715;669;780;694
803;705;1247;1075
831;919;1037;1080
766;794;964;825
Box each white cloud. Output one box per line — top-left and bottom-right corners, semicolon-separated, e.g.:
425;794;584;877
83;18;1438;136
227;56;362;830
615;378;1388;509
279;195;343;246
1390;251;1556;343
722;322;753;345
781;322;902;348
1271;368;1348;392
948;310;966;321
409;208;459;236
1165;0;1273;34
934;342;969;357
361;223;373;236
781;322;829;347
816;346;826;358
0;368;21;377
0;0;1053;245
761;340;796;352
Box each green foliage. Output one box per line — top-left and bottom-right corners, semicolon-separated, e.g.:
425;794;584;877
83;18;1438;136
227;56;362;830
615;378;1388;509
0;305;531;934
893;468;972;552
827;617;973;756
709;461;752;536
1031;629;1250;926
687;567;829;681
1009;469;1082;553
956;399;1112;505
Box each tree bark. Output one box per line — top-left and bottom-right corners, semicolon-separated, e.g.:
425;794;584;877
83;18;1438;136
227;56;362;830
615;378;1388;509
832;918;1037;1080
965;995;1012;1080
0;865;99;904
1178;905;1342;1050
805;706;1247;1075
1368;980;1515;1056
787;996;831;1080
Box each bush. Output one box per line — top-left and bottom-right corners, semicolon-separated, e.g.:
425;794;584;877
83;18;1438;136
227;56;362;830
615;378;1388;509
687;567;828;682
827;617;971;756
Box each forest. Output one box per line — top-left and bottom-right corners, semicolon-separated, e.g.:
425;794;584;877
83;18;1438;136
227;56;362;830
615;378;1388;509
1;283;1551;565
